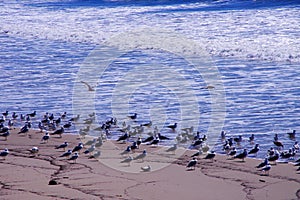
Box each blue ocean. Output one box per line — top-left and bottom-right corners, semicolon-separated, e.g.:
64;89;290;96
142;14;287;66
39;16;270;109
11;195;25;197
0;0;300;159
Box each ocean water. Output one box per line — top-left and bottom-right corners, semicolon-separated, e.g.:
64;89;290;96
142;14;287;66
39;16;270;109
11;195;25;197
0;0;300;159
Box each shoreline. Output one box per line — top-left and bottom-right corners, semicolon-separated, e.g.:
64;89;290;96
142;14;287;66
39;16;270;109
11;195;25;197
0;129;299;200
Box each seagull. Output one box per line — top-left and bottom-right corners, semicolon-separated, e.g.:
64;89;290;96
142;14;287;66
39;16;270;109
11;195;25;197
69;114;80;122
166;144;177;154
69;152;79;163
95;138;103;148
0;148;9;159
256;158;269;168
204;151;216;161
2;111;8;117
141;121;152;128
60;112;67;119
128;113;137;120
233;149;248;162
136;137;142;148
120;156;133;166
80;81;95;91
130;142;138;152
167;123;177;131
249;134;255;143
268;150;279;164
142;135;154;143
0;131;10;141
88;151;101;159
41;132;50;143
141;165;151;172
133;149;147;162
149;137;160;146
191;138;203;148
120;146;131;156
84;145;95;155
117;132;130;142
59;150;72;158
248;144;260;156
233;135;242;143
227;147;237;157
27;111;36;118
55;142;68;151
293;141;299;151
12;112;18;119
72;143;84;153
287;130;296;138
260;164;271;176
63;122;72;129
50;127;64;138
186;157;197;170
273;140;284;149
84;138;97;146
29;147;39;156
158;133;170;140
191;150;202;157
18;124;29;135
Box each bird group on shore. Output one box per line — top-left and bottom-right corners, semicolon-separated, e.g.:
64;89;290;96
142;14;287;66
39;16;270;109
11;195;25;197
1;109;300;176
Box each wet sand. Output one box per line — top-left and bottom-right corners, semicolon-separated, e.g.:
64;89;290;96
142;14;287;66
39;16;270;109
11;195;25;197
0;129;299;200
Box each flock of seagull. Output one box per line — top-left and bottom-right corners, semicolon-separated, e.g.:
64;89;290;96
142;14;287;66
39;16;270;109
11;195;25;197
187;129;300;175
0;110;299;175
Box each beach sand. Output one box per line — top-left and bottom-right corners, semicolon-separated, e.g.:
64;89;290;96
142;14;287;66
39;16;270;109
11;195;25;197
0;129;299;200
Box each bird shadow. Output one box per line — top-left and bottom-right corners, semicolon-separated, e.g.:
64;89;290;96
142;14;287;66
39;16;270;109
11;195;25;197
186;168;196;171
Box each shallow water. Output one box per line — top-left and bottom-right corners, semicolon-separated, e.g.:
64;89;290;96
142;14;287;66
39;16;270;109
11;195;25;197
0;0;299;159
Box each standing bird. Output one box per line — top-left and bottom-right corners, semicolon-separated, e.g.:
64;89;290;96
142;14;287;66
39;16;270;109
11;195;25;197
167;123;177;131
233;149;248;162
149;137;160;146
55;142;68;151
59;150;72;158
273;140;284;149
190;150;202;157
186;157;197;170
0;148;9;159
120;156;133;166
128;113;137;120
260;164;271;176
27;111;36;118
166;144;177;154
69;152;79;163
120;146;131;156
0;131;10;141
234;135;242;144
268;150;280;164
84;145;95;155
88;151;101;159
287;130;296;138
204;151;216;161
256;158;269;168
133;149;147;162
136;137;142;148
72;143;84;153
142;135;154;143
29;147;39;156
41;132;50;143
248;134;255;143
141;165;151;172
227;147;237;157
51;127;64;138
18;124;29;135
117;132;130;142
248;144;260;157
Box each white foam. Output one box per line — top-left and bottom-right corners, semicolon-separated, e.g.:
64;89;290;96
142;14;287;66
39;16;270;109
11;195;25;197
0;2;299;62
